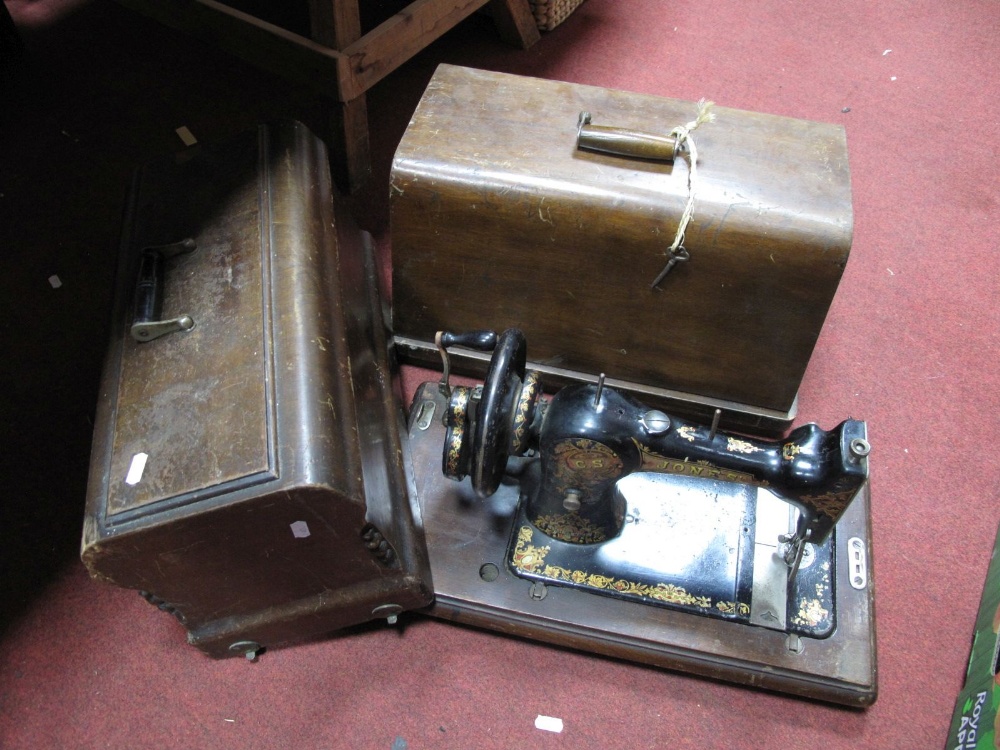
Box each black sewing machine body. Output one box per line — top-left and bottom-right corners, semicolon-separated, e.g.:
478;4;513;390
406;329;877;706
522;382;867;545
505;384;867;639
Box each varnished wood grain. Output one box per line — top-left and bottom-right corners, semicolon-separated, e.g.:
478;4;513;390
81;123;432;657
391;65;854;413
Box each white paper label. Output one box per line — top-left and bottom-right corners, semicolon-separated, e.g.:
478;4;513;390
534;716;563;733
48;275;62;289
290;521;311;539
125;453;148;485
175;126;198;146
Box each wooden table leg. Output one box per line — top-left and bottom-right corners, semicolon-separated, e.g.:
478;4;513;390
312;0;541;192
328;94;371;193
488;0;541;48
107;0;541;192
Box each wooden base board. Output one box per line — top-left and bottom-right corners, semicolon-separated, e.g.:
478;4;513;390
406;382;877;706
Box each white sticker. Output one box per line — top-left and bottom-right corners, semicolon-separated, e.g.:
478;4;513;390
48;275;62;289
125;453;148;485
290;520;311;539
175;126;198;146
534;716;563;733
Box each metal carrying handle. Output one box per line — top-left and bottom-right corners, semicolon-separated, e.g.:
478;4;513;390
130;239;197;343
576;112;679;162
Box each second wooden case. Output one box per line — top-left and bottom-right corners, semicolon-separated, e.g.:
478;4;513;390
81;121;431;657
390;65;854;430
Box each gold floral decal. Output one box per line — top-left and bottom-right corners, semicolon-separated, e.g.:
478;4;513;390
716;600;751;616
511;370;542;454
792;598;830;628
533;513;608;544
791;561;832;629
676;426;697;443
543;564;573;579
782;443;803;461
511;526;746;615
551;439;624;485
726;437;762;454
511;527;550;573
443;387;470;479
799;489;856;520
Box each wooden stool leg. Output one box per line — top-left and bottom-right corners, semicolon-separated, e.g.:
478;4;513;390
488;0;541;48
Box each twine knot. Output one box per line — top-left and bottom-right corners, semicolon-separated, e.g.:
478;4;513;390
652;99;715;289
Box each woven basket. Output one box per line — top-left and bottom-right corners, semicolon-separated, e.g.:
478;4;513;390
529;0;587;30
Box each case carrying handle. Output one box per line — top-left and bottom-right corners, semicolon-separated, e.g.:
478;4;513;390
130;239;197;342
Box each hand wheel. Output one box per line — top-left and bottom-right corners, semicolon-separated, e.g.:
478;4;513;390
470;328;528;497
439;329;499;482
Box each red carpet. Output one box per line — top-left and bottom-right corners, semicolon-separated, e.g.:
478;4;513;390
1;1;998;748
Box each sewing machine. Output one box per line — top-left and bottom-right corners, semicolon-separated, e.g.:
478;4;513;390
405;328;877;706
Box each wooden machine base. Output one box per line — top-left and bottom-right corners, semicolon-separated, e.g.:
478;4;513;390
406;382;877;707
